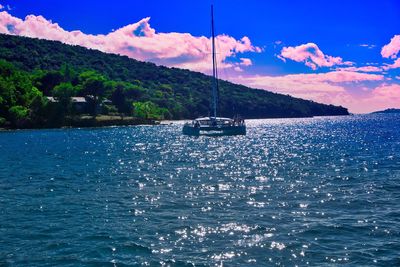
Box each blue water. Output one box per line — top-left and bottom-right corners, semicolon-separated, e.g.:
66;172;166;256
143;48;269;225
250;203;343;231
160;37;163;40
1;114;400;266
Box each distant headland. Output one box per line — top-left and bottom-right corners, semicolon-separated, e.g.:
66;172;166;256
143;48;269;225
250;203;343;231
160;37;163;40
371;108;400;114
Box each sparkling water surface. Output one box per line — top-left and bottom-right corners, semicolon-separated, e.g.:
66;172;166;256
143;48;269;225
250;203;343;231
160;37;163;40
1;114;400;266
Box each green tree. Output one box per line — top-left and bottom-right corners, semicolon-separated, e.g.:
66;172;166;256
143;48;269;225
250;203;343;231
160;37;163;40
79;70;107;117
109;81;144;116
132;101;167;120
32;70;63;96
110;82;128;116
0;116;6;126
9;105;29;127
0;60;42;125
0;77;16;117
0;60;18;116
60;64;78;84
53;82;75;118
26;87;48;126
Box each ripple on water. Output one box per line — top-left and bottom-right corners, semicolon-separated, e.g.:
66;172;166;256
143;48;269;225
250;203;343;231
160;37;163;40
0;114;400;266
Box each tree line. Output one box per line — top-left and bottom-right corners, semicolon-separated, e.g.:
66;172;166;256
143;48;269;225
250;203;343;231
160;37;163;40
0;60;168;128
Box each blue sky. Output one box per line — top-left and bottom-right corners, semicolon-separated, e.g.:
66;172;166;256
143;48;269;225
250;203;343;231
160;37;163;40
1;0;400;112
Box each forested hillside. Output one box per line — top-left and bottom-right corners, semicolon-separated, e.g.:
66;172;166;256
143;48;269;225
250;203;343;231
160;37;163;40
0;33;348;128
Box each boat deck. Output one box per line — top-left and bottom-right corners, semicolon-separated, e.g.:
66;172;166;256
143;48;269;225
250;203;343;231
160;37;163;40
183;117;246;136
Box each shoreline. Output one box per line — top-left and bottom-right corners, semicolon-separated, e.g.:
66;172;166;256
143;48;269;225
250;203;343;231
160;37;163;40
0;114;357;131
0;115;160;131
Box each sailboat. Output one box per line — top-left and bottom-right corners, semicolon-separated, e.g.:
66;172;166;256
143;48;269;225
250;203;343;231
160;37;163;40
182;5;246;136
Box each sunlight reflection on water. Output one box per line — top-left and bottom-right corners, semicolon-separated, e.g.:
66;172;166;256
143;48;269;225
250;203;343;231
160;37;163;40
0;114;400;266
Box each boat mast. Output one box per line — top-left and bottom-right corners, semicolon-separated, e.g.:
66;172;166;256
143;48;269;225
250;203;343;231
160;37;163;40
211;5;218;118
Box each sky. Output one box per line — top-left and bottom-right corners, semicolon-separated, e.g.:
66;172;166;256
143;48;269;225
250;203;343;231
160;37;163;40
0;0;399;113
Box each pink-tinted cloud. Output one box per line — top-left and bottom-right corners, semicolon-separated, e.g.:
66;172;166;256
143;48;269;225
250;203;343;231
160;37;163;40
326;83;400;114
381;35;400;59
280;43;352;70
371;83;400;99
229;71;386;113
234;66;243;72
273;71;383;84
383;58;400;70
232;71;383;95
335;66;383;72
358;84;400;112
0;4;3;10
0;11;261;73
239;58;252;66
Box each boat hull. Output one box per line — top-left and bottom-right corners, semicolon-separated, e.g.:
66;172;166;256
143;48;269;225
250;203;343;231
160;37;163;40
182;124;246;136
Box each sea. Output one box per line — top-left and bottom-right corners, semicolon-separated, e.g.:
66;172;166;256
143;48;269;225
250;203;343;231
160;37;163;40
0;114;399;266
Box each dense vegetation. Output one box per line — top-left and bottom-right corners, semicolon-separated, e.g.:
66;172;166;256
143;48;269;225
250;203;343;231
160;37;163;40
0;34;348;128
0;60;168;128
